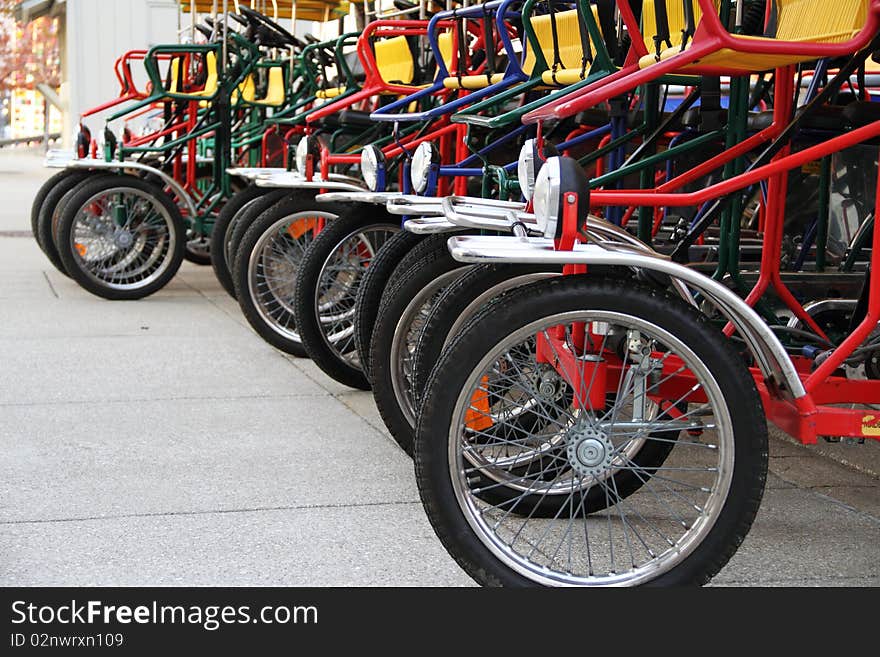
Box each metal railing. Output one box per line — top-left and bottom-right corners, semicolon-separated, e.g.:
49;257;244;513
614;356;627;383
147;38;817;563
0;133;62;149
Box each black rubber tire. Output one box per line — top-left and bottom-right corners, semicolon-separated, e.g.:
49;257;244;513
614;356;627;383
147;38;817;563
35;171;93;275
226;188;291;285
56;174;187;300
369;233;472;455
415;276;768;587
353;229;426;383
31;169;79;249
294;208;401;390
210;184;278;298
232;193;349;357
411;263;562;407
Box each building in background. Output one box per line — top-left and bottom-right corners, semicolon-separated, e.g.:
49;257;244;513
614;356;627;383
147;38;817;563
1;0;61;142
11;0;338;148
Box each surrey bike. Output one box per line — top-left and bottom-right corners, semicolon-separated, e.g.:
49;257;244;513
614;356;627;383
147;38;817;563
36;4;304;299
394;0;872;454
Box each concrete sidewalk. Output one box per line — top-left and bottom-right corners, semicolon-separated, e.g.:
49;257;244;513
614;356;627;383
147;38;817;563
0;149;877;586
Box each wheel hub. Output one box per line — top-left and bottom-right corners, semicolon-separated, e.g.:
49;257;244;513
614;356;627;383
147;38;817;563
530;365;565;402
115;230;134;248
566;425;615;478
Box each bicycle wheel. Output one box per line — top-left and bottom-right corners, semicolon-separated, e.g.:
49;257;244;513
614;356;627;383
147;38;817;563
294;209;400;389
233;193;345;357
56;174;186;300
370;233;471;454
415;276;768;586
31;169;82;251
35;170;93;275
411;263;561;406
353;229;426;383
210;184;278;298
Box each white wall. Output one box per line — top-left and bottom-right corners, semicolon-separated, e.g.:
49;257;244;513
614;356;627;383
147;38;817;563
63;0;180;146
61;0;327;147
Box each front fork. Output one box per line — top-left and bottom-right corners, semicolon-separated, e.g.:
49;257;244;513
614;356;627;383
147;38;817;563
536;323;663;417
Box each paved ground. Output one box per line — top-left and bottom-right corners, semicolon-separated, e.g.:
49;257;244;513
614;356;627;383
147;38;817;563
1;148;878;586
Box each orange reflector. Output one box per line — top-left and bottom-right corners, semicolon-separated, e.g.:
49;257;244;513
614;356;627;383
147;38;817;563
74;243;87;257
465;375;493;431
287;218;318;240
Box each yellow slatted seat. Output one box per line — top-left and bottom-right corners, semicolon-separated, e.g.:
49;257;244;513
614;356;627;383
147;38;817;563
440;10;598;90
375;35;415;85
235;74;256;103
642;0;707;51
193;51;218;97
639;0;710;68
437;31;455;71
250;67;286;106
168;56;183;94
526;8;600;86
641;0;868;72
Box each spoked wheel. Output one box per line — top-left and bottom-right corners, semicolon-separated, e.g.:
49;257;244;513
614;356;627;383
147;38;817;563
370;233;472;454
35;170;94;275
56;174;186;300
416;276;768;587
353;229;426;383
32;170;85;255
294;209;400;389
233;193;336;357
210;185;286;299
411;263;562;407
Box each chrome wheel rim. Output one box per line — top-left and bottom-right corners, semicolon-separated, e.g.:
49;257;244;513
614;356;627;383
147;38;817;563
314;224;398;367
248;211;325;342
448;310;734;586
69;186;176;290
390;269;465;426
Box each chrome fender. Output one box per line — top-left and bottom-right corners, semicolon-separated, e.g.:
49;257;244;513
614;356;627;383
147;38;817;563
447;235;805;400
64;158;198;218
254;171;367;192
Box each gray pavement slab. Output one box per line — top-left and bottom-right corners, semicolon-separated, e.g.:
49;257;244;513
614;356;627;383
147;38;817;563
0;395;418;522
0;333;327;405
2;150;879;586
0;504;473;586
0;148;50;234
714;486;880;586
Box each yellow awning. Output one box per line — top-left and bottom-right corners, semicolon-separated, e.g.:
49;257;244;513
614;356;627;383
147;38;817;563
179;1;349;22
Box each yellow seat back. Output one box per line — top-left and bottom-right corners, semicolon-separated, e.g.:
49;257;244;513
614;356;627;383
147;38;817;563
772;0;866;43
168;56;183;94
523;9;597;76
437;31;455;72
655;0;871;72
375;36;415;85
642;0;710;50
259;66;286;106
200;51;218;96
